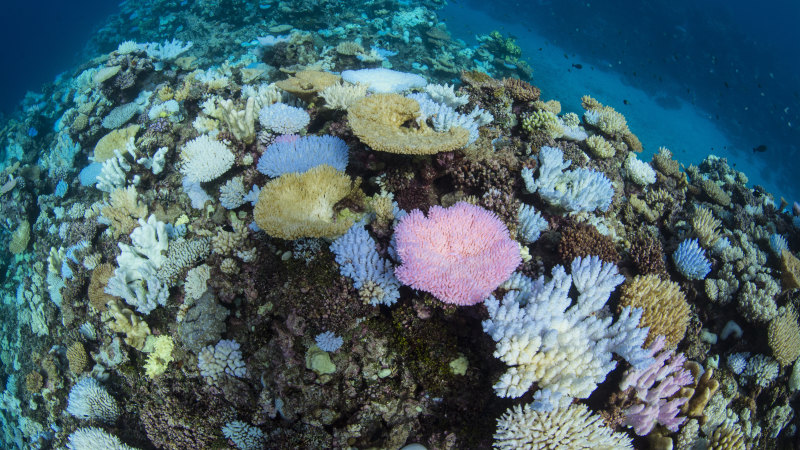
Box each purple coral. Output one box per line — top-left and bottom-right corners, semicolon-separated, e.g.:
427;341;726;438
619;335;693;435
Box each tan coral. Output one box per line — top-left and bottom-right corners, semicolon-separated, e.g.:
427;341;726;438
275;70;341;99
700;179;731;207
93;125;140;162
348;94;469;155
768;307;800;366
619;274;689;348
88;263;116;312
691;206;722;248
254;165;361;239
102;298;151;350
101;186;148;238
679;362;720;421
8;220;30;254
66;342;88;374
25;371;43;393
585;134;615;159
780;249;800;290
652;146;681;176
335;41;364;56
708;425;746;450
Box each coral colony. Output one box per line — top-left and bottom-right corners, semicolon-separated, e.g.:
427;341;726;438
0;1;799;449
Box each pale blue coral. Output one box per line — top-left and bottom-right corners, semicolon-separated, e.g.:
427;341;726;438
315;331;343;352
330;222;401;306
672;239;711;280
258;103;310;134
522;146;614;212
517;203;548;244
256;135;349;177
769;233;788;256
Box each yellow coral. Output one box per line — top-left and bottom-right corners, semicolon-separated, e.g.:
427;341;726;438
102;298;151;350
8;220;30;254
585;134;615;159
708;425;746;450
522;110;563;139
93;125;140;162
101;186;148;238
692;206;721;248
144;335;174;378
768;307;800;366
619;274;690;348
335;41;365;56
679;362;719;419
348;94;469;155
780;249;800;290
254;165;361;239
276;70;341;99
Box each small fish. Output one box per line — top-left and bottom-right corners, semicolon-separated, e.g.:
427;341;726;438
623;99;629;105
572;63;582;69
753;144;767;153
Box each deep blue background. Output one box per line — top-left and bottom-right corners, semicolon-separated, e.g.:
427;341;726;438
0;1;119;115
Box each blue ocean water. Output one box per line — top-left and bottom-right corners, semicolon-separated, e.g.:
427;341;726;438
442;0;800;202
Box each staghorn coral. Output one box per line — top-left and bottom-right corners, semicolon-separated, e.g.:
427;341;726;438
619;274;690;348
348;94;470;155
558;223;619;264
767;307;800;366
494;403;632;449
254;165;361;240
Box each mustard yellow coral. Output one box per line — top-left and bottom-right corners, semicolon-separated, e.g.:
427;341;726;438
66;341;88;374
144;335;174;378
276;70;341;99
93;125;140;162
101;186;148;238
619;274;689;347
585;134;615;159
254;165;361;239
348;94;470;154
691;206;721;248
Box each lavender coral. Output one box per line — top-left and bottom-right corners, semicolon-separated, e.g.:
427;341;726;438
619;335;693;435
394;202;520;305
258;102;310;134
256;134;349;177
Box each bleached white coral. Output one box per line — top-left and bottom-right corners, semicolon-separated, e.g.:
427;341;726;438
424;83;469;108
66;377;119;423
184;264;211;301
494;403;632;449
219;177;247;209
179;135;234;183
624;152;656;186
95;150;132;192
320;82;369;110
482;256;651;410
105;215;171;315
116;41;141;55
67;427;140;450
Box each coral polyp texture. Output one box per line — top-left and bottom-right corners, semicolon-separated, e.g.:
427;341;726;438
394;202;520;305
1;2;799;448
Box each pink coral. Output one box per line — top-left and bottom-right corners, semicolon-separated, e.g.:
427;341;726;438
619;335;694;435
394;202;520;305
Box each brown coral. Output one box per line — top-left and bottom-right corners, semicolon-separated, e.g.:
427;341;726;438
101;186;148;238
558;223;619;264
25;371;43;393
700;179;731;207
89;263;116;312
348;94;469;155
628;232;667;276
66;341;88;374
254;165;361;240
652;147;681;177
102;298;151;350
679;362;720;420
619;274;689;347
780;249;800;290
768;307;800;366
501;77;540;102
